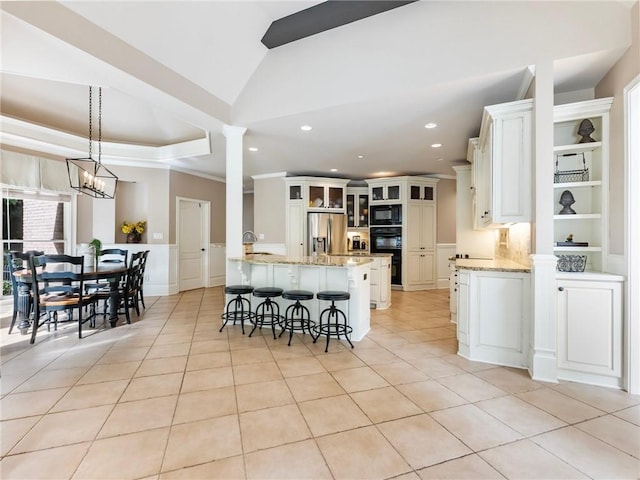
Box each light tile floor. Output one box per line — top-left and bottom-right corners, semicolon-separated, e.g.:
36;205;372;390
1;287;639;479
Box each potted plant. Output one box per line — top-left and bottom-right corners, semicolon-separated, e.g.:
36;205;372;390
121;221;146;243
89;238;102;268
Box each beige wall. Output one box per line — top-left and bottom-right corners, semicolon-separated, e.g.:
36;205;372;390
437;178;456;244
169;170;226;244
253;176;286;244
595;1;639;255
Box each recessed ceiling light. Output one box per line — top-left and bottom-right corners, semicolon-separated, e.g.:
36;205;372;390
248;147;258;152
300;125;312;131
357;155;364;159
431;143;442;148
436;158;444;162
425;122;437;129
330;168;338;172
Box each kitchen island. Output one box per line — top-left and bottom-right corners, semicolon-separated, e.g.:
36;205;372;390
227;254;372;341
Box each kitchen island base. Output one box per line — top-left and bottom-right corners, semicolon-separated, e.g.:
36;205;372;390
227;255;371;342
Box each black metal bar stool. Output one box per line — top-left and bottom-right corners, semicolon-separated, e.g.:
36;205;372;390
249;287;284;339
220;285;255;334
279;290;316;346
314;290;354;353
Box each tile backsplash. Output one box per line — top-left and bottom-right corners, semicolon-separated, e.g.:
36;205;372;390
495;223;531;266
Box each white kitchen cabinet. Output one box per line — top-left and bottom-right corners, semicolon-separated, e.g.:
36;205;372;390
366;179;402;204
553;98;613;273
408;181;435;202
404;178;438;290
285;177;349;257
406;251;435;288
453;163;495;258
306;178;349;211
286;199;305;259
457;269;531;368
346;187;369;228
475;99;532;228
370;255;391;309
556;273;623;388
449;260;457;324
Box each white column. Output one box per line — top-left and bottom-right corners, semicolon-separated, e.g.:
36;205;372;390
223;125;247;284
625;77;640;394
530;60;558;382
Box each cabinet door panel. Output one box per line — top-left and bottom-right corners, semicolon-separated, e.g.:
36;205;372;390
421;205;435;250
475;275;523;351
495;113;530;220
406;252;423;284
406;203;422;250
287;203;305;258
558;280;622;377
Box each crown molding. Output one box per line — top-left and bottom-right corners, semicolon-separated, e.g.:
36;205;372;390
0;115;211;165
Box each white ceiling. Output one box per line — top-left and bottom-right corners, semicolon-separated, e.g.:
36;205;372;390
0;1;634;189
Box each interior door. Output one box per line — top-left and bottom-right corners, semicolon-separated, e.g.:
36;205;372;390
178;199;207;291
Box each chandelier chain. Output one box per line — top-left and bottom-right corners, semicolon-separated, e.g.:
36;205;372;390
88;86;92;159
98;87;102;164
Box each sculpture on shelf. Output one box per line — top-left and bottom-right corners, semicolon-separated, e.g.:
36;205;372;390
559;190;576;215
577;118;596;143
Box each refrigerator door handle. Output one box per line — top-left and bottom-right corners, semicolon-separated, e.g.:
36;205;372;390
326;218;332;253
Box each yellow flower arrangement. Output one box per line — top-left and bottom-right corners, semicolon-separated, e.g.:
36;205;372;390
121;221;146;235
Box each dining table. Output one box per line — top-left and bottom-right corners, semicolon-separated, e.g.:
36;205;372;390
12;262;129;331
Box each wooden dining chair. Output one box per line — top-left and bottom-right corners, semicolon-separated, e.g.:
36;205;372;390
29;254;97;344
6;250;44;334
95;251;143;324
99;248;128;265
137;250;150;309
85;248;129;312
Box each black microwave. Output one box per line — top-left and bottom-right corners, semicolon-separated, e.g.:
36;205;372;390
370;204;402;225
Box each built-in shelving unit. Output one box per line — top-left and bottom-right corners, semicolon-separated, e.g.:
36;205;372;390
553;98;623;389
552;99;611;273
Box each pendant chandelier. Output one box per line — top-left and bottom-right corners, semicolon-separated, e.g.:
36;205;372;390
66;86;118;199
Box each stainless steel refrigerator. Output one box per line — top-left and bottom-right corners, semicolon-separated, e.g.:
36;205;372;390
307;212;347;255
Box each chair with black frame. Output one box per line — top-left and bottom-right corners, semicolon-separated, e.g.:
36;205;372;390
85;248;128;315
29;254;98;344
137;250;150;309
6;250;44;334
95;251;143;324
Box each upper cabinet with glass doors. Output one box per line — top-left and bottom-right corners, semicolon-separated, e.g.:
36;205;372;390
307;179;349;211
346;187;369;228
366;179;402;204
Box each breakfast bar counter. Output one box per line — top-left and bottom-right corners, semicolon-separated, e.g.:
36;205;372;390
227;254;372;341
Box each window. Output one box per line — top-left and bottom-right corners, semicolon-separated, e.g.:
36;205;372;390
2;190;72;255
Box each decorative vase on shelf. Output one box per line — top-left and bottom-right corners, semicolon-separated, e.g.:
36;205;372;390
126;232;142;244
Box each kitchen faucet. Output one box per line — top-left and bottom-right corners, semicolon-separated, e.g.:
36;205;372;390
242;231;258;243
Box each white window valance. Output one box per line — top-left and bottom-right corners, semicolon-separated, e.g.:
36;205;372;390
0;149;75;193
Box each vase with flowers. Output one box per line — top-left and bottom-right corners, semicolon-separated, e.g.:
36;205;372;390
121;221;146;243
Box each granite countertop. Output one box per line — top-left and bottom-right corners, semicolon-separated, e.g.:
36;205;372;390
339;252;393;257
455;258;531;273
232;254;373;267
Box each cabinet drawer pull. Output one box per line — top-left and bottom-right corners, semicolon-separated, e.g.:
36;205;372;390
558;286;564;292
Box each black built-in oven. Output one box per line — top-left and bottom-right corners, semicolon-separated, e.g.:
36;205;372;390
370;226;402;285
370;204;402;225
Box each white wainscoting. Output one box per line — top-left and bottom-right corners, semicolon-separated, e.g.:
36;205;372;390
103;244;178;297
437;243;456;289
210;243;226;287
